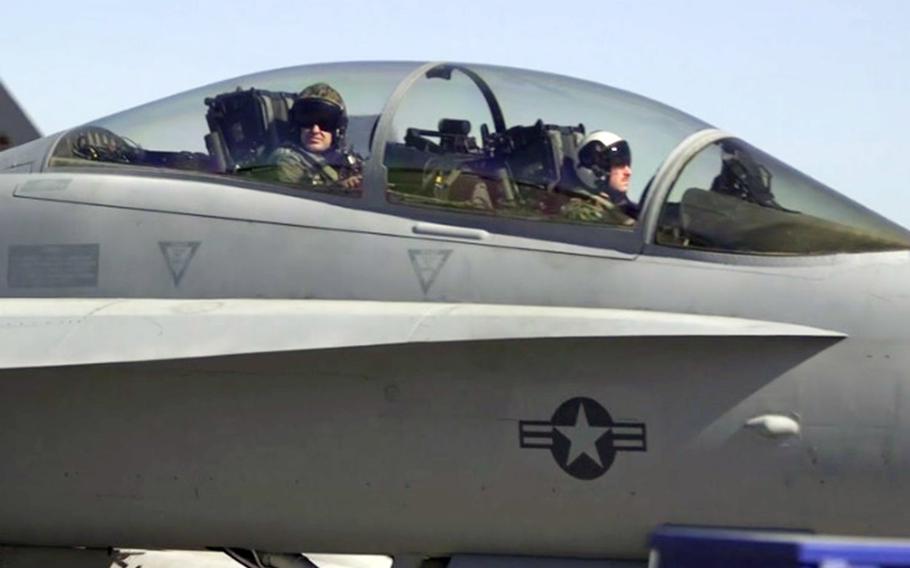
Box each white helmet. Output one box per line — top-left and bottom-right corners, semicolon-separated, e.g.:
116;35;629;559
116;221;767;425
576;130;631;178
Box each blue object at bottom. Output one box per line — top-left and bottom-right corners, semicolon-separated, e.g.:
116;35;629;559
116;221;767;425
650;527;910;568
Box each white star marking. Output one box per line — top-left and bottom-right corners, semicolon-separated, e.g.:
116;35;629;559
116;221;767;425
555;403;611;468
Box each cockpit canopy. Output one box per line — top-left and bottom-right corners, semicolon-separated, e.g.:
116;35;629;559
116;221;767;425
27;60;910;256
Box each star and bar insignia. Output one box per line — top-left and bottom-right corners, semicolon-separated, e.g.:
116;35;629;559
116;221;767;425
520;397;647;480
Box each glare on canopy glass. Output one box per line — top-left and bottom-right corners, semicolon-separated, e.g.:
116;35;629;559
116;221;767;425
656;138;910;254
384;62;708;227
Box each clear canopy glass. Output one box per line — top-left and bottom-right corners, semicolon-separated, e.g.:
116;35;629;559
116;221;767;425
384;63;708;226
48;62;421;195
43;61;910;255
89;61;419;156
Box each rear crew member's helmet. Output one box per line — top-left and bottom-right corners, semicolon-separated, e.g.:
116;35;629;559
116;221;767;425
290;82;348;147
576;130;631;178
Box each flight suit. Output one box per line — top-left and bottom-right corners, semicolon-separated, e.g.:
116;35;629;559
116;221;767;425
255;145;362;189
560;193;636;226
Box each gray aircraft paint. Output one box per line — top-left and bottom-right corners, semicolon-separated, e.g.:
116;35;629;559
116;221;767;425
0;62;908;566
0;163;903;560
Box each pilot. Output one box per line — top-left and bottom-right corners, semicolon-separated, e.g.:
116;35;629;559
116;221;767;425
575;130;639;219
264;83;363;190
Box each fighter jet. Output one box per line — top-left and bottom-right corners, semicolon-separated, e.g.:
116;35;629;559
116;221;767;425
0;61;909;568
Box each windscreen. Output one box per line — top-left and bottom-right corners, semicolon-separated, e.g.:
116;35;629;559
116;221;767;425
656;138;910;254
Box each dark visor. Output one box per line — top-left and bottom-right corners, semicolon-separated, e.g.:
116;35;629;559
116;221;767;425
580;139;631;170
605;140;631;168
291;99;343;131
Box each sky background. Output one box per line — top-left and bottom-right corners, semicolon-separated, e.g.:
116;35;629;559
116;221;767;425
3;1;908;225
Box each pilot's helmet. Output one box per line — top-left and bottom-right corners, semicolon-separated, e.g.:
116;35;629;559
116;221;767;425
290;82;349;146
576;130;631;178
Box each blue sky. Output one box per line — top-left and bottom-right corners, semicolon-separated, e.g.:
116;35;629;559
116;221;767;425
3;1;908;225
